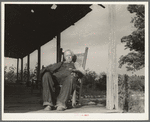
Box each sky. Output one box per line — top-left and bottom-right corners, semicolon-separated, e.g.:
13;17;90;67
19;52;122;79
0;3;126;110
4;4;145;76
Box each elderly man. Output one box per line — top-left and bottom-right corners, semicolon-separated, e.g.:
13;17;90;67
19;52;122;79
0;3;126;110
40;49;85;111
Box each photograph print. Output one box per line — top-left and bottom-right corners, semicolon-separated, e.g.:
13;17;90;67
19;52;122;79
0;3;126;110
2;2;148;120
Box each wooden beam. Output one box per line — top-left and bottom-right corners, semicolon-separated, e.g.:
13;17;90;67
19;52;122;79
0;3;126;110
37;47;41;80
106;5;118;110
17;58;19;81
27;54;30;82
57;33;61;63
21;58;23;82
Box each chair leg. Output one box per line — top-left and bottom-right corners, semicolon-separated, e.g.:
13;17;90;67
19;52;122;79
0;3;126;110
72;90;76;107
79;79;83;105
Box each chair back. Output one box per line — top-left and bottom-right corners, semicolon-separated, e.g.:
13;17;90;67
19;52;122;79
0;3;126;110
61;47;88;69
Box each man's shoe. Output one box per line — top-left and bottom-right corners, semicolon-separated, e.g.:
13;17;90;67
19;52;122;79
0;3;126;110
44;105;52;111
56;106;66;111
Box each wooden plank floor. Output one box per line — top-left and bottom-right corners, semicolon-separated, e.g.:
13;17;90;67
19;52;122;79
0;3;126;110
4;83;122;113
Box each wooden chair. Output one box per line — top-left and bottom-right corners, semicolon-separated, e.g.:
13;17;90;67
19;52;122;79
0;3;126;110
60;47;88;106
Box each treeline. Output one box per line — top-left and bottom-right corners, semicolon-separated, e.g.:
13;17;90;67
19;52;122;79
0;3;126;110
82;69;144;92
4;64;37;84
4;65;145;92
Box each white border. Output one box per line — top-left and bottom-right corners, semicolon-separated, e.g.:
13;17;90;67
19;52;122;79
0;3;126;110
1;2;148;4
1;1;5;118
145;1;149;118
1;1;149;121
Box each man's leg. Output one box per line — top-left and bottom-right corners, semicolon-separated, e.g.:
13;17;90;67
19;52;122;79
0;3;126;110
56;75;77;110
42;72;58;110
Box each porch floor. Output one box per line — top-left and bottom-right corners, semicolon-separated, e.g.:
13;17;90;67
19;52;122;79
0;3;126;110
4;83;122;113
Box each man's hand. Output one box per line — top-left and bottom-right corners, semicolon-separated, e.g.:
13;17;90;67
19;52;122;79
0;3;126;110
69;68;78;77
69;68;81;73
69;68;74;71
69;68;84;78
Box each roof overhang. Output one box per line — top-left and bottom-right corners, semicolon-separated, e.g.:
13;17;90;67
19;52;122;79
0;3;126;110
4;4;105;59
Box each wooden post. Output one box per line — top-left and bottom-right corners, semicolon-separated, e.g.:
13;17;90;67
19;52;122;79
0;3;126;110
17;58;19;81
21;58;23;82
37;47;41;81
106;5;118;110
57;33;61;63
27;54;30;82
60;48;63;61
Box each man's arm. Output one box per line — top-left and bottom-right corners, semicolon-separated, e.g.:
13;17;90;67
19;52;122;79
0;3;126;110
74;62;86;75
72;62;86;78
40;62;62;77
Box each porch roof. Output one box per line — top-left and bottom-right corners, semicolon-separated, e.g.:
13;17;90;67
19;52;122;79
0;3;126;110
5;4;93;58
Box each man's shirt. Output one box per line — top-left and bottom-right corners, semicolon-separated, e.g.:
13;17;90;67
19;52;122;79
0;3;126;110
40;61;85;81
53;62;75;83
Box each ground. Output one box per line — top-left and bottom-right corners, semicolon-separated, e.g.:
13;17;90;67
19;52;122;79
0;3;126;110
4;83;122;113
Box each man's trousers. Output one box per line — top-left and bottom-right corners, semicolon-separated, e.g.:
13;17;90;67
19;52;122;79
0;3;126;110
42;72;77;108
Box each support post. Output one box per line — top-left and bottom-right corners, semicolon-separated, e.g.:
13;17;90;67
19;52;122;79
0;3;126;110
27;54;30;82
21;58;23;82
37;47;41;81
17;58;19;81
60;48;63;62
57;33;61;63
106;5;118;110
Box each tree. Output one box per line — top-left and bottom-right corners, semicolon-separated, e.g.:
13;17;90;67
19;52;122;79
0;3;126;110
4;66;7;83
4;66;7;76
119;5;145;71
95;72;107;91
5;65;16;83
83;69;98;91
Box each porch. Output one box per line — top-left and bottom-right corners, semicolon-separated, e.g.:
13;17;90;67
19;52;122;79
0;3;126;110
4;4;119;113
4;83;122;113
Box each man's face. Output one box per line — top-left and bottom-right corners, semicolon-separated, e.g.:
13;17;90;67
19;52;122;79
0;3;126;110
64;51;72;62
